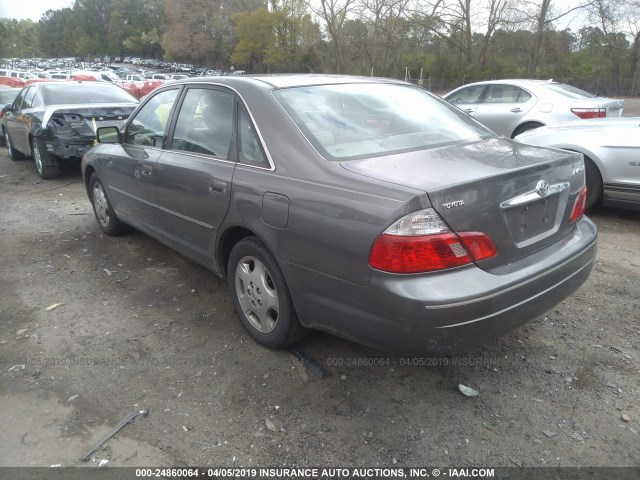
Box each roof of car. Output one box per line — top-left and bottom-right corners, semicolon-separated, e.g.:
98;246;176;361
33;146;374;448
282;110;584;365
168;74;409;89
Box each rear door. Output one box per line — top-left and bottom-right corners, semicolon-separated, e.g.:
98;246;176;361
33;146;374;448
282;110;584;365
474;84;536;137
154;86;236;266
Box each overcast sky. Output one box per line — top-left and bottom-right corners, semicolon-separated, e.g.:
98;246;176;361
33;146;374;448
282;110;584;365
0;0;585;29
0;0;75;21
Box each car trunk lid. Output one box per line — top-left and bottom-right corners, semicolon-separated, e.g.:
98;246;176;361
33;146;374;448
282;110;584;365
42;103;136;139
341;137;586;269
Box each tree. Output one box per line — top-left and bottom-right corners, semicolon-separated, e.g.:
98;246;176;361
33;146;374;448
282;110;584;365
308;0;357;73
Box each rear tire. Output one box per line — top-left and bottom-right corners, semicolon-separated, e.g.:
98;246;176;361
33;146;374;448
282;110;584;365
512;122;543;138
89;173;129;235
584;156;603;210
228;236;308;349
32;138;61;179
4;128;25;160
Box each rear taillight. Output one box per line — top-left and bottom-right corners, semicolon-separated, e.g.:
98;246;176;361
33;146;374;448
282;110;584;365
368;209;497;273
571;108;605;119
569;186;588;223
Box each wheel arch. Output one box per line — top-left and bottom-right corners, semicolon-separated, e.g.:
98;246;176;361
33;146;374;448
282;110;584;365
511;121;545;138
84;165;96;199
217;225;263;277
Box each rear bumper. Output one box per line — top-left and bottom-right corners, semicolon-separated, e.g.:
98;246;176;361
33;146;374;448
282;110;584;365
44;139;94;160
283;216;597;354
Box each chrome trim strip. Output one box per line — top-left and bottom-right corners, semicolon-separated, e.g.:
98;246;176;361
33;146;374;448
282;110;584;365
500;181;570;209
149;82;276;171
433;259;593;328
109;185;215;230
425;241;594;311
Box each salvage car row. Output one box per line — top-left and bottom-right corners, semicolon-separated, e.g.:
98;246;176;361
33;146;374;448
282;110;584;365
2;74;637;355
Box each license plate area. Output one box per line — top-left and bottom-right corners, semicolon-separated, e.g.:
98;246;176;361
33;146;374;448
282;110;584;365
504;196;559;245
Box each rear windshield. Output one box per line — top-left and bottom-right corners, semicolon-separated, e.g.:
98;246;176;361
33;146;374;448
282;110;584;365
545;83;598;99
273;83;493;160
43;83;137;104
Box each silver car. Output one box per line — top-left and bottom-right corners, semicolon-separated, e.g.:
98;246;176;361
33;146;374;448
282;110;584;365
81;75;597;354
444;79;624;138
516;117;640;210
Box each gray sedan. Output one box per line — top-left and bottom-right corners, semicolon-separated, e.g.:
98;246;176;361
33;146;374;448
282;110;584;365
444;79;624;138
516;117;640;210
81;75;597;354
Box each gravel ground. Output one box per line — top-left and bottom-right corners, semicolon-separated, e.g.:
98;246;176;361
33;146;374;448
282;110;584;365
0;101;638;470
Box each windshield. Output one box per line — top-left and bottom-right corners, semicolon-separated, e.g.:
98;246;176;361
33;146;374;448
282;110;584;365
43;83;138;104
545;83;598;99
273;83;493;160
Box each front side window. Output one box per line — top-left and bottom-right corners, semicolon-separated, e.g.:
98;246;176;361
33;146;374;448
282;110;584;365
274;83;493;161
124;88;180;147
171;88;234;159
446;85;486;105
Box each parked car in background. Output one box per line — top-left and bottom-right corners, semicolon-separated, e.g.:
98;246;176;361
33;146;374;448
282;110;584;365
0;86;21;114
81;75;596;354
0;86;22;145
516;117;640;210
2;81;138;179
444;79;624;138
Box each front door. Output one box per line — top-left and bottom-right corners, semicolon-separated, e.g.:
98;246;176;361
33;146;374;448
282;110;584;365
102;88;181;233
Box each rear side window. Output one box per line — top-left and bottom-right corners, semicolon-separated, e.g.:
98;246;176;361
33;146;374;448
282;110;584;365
484;85;532;104
238;108;267;167
170;88;234;159
546;83;597;99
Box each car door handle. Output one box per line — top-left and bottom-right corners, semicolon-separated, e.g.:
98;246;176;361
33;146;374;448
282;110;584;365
510;108;523;113
209;181;227;194
463;108;474;113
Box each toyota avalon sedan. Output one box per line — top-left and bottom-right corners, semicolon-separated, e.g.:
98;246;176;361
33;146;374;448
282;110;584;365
2;81;138;178
82;75;597;354
444;79;624;138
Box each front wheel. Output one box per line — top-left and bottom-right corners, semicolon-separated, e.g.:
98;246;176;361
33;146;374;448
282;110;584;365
89;173;129;235
32;139;60;179
227;236;308;349
5;128;25;160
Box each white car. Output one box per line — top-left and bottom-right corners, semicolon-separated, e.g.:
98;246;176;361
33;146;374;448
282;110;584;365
516;117;640;210
444;79;624;138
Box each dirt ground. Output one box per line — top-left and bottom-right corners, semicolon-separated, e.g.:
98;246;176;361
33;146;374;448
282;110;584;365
1;103;639;470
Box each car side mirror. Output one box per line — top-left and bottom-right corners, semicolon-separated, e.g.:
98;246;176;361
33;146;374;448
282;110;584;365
4;103;15;112
96;126;120;144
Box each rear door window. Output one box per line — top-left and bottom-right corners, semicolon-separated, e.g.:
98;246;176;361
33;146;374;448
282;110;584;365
484;84;532;104
170;88;234;160
238;108;267;167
